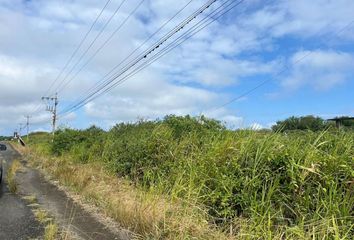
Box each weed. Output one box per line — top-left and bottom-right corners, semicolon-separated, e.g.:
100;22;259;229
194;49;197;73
44;223;58;240
6;160;21;193
34;209;53;224
24;116;354;239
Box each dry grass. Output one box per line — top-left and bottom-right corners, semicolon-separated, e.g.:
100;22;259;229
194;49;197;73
22;194;59;240
15;144;228;239
34;209;51;223
25;195;59;240
44;223;59;240
12;127;354;240
6;159;21;193
23;194;37;204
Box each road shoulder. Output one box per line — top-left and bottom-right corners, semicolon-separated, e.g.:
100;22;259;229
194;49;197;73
0;142;44;240
12;144;131;240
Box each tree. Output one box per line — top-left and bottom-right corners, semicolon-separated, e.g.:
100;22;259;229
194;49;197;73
329;116;354;129
272;115;329;132
0;136;11;141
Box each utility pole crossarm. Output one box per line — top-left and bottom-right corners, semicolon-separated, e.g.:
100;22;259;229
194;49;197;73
42;93;58;137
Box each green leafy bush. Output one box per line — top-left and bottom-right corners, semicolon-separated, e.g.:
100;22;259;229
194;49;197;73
272;115;332;132
34;115;354;238
52;126;105;163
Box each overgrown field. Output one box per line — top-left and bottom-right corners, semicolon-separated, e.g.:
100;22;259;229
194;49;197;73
27;115;354;239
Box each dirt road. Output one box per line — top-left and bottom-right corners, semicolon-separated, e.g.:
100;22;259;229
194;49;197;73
0;143;130;240
0;143;43;239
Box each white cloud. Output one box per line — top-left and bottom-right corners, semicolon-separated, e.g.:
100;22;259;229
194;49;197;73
84;69;218;124
0;0;353;135
242;0;354;40
274;0;354;38
203;107;244;129
282;50;354;91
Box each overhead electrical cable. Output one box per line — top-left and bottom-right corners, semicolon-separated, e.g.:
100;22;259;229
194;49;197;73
206;19;354;113
53;0;130;94
98;8;354;117
58;0;234;116
84;0;245;105
58;0;220;116
61;2;354;118
28;0;112;115
56;0;145;94
68;0;195;105
46;0;113;95
57;0;194;97
58;0;243;116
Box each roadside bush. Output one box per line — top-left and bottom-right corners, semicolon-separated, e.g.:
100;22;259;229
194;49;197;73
103;120;159;179
163;114;225;138
52;129;82;155
36;115;354;238
272;115;331;132
52;126;105;161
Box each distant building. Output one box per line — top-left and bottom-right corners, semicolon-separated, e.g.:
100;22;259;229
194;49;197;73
327;117;354;128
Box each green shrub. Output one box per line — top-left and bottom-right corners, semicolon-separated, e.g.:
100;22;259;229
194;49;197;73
33;115;354;238
51;126;105;161
272;115;332;132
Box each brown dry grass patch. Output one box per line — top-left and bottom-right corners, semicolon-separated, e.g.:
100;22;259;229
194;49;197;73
13;143;228;239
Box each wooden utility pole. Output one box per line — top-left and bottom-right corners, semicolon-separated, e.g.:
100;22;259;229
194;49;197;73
42;93;59;137
25;115;31;142
18;123;23;136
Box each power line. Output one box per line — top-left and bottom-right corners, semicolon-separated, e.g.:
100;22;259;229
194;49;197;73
206;19;354;113
53;0;130;94
46;0;113;95
60;0;205;114
91;0;244;103
110;7;353;116
58;0;224;116
58;0;223;116
60;3;353;120
16;2;354;133
68;0;195;108
55;0;145;94
59;0;244;117
28;0;112;115
58;0;214;115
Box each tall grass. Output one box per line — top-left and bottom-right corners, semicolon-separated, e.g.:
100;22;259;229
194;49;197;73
29;115;354;239
7;159;21;193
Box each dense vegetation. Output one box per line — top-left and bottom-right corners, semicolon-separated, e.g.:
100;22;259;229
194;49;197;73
29;115;354;239
272;115;354;132
0;136;11;141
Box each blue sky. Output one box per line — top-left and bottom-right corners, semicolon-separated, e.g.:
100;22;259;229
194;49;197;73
0;0;353;135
